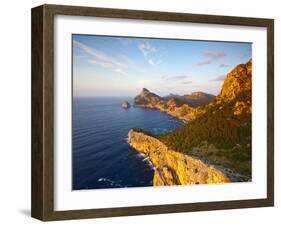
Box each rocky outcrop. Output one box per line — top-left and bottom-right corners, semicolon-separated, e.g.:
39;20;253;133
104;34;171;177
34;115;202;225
183;92;215;107
128;129;230;186
158;59;253;178
219;59;252;102
134;88;162;106
122;100;130;109
159;99;198;121
133;88;210;121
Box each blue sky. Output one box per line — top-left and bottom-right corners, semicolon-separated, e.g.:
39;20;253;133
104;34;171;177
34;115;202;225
73;34;251;97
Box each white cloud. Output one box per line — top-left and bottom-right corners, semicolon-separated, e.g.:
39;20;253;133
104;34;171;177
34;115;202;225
115;68;127;75
148;59;161;65
138;43;157;56
88;59;112;69
138;41;161;66
148;59;154;65
73;40;128;75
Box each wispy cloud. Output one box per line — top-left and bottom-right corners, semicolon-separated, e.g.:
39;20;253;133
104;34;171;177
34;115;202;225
74;55;87;59
219;63;229;68
73;40;128;75
138;41;161;65
203;51;226;59
138;42;157;56
114;68;127;75
162;75;192;84
164;75;189;80
148;59;162;66
198;51;226;66
210;74;226;82
197;60;211;66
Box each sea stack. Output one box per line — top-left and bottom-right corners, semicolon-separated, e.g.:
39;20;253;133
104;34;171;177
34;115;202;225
122;100;130;109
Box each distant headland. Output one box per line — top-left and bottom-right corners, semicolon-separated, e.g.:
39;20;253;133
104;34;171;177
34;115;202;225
128;59;252;186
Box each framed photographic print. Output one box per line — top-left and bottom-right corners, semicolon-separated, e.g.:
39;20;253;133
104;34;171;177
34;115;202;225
31;4;274;221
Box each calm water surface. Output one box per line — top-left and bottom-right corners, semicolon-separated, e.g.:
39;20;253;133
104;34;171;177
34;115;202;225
73;97;183;190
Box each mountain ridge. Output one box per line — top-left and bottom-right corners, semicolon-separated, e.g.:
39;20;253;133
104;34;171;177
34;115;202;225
134;88;215;121
128;59;252;182
159;59;252;177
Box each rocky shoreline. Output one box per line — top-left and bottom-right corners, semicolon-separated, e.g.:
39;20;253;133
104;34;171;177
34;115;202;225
129;59;252;184
128;129;230;186
133;88;213;122
134;103;194;122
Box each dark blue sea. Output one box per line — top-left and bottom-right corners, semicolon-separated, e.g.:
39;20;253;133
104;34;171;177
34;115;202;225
72;97;183;190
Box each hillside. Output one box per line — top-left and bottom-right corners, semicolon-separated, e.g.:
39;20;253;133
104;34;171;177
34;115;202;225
163;92;215;107
129;59;252;181
134;89;214;121
158;59;252;178
184;92;215;107
134;88;162;106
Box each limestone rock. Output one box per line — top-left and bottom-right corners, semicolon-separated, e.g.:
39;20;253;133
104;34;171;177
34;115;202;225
219;59;252;102
133;88;209;121
128;129;230;186
134;88;162;106
122;100;130;109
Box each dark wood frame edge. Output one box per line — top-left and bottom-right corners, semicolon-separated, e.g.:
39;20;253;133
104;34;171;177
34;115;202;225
31;4;274;221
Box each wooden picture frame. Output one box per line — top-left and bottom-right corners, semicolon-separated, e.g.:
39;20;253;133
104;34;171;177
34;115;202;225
31;4;274;221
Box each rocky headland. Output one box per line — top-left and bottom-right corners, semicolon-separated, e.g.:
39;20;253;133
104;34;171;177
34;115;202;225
128;129;230;186
134;88;214;121
128;59;252;184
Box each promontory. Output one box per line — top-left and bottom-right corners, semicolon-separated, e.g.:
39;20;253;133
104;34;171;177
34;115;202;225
128;59;252;186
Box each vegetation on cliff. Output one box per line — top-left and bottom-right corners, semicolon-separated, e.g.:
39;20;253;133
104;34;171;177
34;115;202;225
134;88;214;121
128;129;230;186
131;59;252;180
158;59;252;177
163;92;215;107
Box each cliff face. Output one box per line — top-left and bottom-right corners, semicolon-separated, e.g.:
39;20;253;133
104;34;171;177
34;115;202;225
128;129;230;186
134;88;162;106
134;89;214;121
159;59;252;178
129;59;252;182
219;59;252;103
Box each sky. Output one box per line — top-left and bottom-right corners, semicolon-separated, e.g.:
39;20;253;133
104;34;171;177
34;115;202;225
72;34;252;97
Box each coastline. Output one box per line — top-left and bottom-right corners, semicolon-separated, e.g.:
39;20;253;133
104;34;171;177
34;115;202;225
127;129;230;186
133;103;195;123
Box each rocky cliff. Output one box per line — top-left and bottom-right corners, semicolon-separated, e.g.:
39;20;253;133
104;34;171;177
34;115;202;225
134;88;162;106
219;59;252;103
159;59;252;178
128;129;230;186
129;59;252;181
134;89;214;121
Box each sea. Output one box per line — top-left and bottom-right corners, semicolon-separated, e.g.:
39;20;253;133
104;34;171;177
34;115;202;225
72;97;183;190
